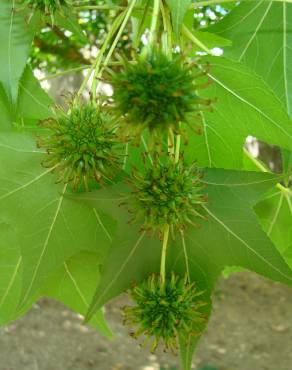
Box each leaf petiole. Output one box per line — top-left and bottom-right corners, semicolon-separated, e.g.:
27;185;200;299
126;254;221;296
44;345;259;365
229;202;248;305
160;224;170;286
182;25;212;55
149;0;161;45
91;0;138;100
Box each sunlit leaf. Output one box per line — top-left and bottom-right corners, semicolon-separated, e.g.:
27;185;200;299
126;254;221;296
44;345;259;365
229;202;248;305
0;1;36;102
186;56;292;169
166;0;192;36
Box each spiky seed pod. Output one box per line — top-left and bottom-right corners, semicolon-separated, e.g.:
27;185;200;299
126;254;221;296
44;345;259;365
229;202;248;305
109;50;212;143
127;158;207;237
22;0;69;16
123;273;207;353
37;102;123;192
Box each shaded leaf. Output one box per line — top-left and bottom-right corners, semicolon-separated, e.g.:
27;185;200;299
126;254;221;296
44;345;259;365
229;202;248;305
72;168;292;369
0;132;114;309
0;83;13;130
43;251;112;337
0;231;111;335
17;65;53;125
0;222;22;325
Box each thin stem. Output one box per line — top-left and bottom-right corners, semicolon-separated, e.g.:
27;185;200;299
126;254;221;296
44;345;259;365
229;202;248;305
181;231;190;283
160;224;170;286
182;25;212;54
75;5;125;11
162;0;176;162
91;10;126;100
75;11;125;102
243;148;292;195
160;0;167;32
149;0;160;45
243;147;268;173
104;0;137;67
122;143;129;170
141;136;153;165
41;61;131;82
92;0;138;99
190;0;291;7
160;0;172;56
175;131;181;164
191;0;291;6
192;0;237;6
40;66;90;81
133;0;151;49
168;129;175;158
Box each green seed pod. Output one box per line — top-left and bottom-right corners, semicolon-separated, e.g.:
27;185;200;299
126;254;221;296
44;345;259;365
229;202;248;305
128;158;207;237
123;273;207;353
109;50;212;143
22;0;69;14
37;102;123;192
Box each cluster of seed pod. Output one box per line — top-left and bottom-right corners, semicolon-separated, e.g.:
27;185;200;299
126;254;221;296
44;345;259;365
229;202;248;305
34;1;213;354
115;49;211;352
123;273;207;353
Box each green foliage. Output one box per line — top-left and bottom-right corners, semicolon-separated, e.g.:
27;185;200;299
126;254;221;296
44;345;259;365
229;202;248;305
0;133;114;309
42;250;112;336
1;1;292;370
166;0;192;36
255;187;292;268
208;1;292;115
0;0;36;102
186;56;292;168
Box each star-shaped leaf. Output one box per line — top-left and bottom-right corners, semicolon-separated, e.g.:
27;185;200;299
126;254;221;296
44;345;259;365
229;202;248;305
0;223;110;334
72;168;292;369
205;0;292;274
0;132;114;309
0;65;52;131
185;56;292;169
207;1;292;115
166;0;192;36
255;186;292;269
17;66;53;125
0;222;22;325
0;1;36;103
42;251;112;337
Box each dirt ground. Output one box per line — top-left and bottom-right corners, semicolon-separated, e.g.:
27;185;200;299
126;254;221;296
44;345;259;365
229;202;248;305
0;272;291;370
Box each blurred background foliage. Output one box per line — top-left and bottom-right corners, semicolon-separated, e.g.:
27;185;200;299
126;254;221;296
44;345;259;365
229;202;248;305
29;1;235;73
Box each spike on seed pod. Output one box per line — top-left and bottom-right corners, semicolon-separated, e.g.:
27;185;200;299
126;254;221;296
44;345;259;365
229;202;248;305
122;272;207;354
109;50;213;144
126;157;207;237
37;101;124;192
21;0;70;23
